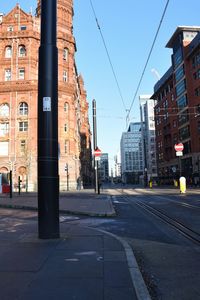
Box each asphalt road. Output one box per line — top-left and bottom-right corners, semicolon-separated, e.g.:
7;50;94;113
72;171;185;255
73;187;200;300
0;187;200;299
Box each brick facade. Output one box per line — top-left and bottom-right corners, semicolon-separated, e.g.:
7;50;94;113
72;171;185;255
0;1;92;191
152;26;200;184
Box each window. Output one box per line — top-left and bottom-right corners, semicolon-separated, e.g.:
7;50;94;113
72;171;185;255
192;52;200;68
63;48;68;60
179;126;190;140
7;26;13;32
173;47;183;68
178;111;189;126
0;104;9;117
64;102;69;113
64;123;68;132
20;26;26;30
19;45;26;57
0;123;9;137
195;87;200;97
5;46;12;58
64;140;68;153
63;70;68;82
176;79;186;97
0;141;8;156
20;140;26;153
175;65;184;83
18;68;25;80
19;102;28;115
19;121;28;132
177;94;187;110
5;69;11;81
193;69;200;80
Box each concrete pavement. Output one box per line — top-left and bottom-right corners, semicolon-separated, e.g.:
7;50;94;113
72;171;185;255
0;190;116;217
0;190;151;300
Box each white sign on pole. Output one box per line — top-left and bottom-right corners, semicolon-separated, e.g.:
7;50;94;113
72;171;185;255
43;97;51;111
176;151;183;156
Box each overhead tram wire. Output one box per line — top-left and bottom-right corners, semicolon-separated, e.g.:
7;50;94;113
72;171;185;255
89;0;127;113
126;0;170;125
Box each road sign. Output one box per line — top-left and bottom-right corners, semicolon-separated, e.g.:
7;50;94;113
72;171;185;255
95;156;100;161
94;147;102;157
174;143;184;152
176;151;183;156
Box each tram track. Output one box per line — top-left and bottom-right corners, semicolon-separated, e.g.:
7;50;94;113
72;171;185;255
120;193;200;246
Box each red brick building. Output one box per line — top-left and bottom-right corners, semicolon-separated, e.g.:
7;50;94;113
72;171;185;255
0;1;92;191
152;26;200;184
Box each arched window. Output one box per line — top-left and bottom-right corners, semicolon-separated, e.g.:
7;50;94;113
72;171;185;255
63;48;68;60
64;102;69;113
19;102;28;115
64;123;68;132
19;45;26;57
0;103;9;117
63;70;68;82
5;46;12;58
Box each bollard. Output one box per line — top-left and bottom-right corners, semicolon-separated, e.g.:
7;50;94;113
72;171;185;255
179;176;186;193
149;180;153;188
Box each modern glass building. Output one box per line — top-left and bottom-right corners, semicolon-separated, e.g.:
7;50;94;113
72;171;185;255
120;122;143;184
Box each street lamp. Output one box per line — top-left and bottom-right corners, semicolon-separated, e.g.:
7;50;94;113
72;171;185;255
37;0;60;239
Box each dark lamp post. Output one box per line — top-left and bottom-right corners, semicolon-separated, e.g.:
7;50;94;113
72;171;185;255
37;0;60;239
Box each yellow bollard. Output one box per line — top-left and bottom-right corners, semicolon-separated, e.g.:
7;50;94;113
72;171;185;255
149;180;153;188
179;176;186;193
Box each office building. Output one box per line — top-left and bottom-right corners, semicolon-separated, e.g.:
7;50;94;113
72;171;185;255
120;122;143;184
139;95;157;184
151;26;200;183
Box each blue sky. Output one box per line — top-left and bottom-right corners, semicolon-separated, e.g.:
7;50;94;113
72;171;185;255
2;1;200;170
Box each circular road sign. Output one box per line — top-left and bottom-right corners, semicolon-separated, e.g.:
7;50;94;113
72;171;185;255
94;147;102;157
174;143;184;152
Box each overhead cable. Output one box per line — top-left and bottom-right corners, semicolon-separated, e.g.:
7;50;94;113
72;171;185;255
126;0;170;122
89;0;127;112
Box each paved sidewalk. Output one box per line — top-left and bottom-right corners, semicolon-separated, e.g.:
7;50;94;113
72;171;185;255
0;218;138;300
0;190;151;300
0;190;116;217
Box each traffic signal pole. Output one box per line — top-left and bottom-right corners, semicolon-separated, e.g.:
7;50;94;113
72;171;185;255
37;0;60;239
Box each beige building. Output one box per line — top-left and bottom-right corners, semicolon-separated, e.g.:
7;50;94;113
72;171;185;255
0;0;92;191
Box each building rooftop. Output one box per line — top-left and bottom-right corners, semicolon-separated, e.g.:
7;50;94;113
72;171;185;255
151;66;173;97
187;31;200;58
166;26;200;48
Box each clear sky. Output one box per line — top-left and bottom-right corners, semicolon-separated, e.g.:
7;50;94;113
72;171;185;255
2;0;200;170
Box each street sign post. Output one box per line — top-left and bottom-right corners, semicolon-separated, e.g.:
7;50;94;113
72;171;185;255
174;143;184;152
94;147;102;157
174;143;184;177
93;147;102;195
176;151;183;156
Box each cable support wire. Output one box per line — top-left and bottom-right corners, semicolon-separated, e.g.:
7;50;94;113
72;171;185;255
126;0;170;123
89;0;127;112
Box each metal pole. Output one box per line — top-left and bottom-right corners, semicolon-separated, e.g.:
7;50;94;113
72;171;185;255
18;176;21;195
9;170;12;198
92;99;98;193
37;0;60;239
65;163;69;191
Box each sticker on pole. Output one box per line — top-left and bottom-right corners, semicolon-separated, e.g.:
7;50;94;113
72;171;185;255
43;97;51;111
